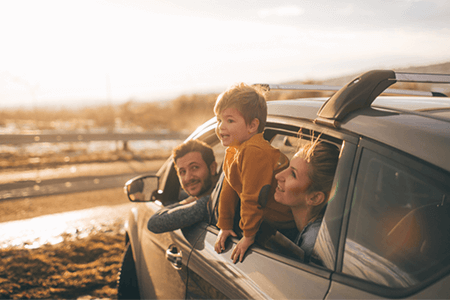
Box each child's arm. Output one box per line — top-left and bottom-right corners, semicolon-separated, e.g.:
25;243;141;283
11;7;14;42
214;229;237;253
231;235;255;263
215;178;240;253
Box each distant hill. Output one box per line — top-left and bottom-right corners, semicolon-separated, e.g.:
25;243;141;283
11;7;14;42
309;61;450;87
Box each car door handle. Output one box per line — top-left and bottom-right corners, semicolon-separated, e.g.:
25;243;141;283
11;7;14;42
166;245;183;270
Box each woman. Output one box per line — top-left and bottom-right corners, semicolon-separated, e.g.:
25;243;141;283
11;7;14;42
274;140;340;261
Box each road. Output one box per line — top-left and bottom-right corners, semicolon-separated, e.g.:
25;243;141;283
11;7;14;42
0;159;166;201
0;159;166;248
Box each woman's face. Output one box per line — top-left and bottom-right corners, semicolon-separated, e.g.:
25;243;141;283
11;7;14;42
274;154;312;208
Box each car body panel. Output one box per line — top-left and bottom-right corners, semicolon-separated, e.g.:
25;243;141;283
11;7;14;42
134;202;190;299
187;227;332;299
267;98;450;172
326;273;450;300
341;107;450;172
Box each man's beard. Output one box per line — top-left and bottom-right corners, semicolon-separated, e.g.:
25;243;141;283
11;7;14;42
185;174;213;197
197;174;213;196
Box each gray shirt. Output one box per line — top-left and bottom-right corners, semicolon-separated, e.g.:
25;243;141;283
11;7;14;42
294;218;322;262
147;194;210;233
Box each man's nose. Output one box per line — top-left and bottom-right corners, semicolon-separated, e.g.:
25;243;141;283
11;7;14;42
185;169;194;180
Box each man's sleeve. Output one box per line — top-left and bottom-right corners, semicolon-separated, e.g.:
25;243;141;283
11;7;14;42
147;195;209;233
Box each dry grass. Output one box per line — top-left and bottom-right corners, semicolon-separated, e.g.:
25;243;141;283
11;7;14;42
0;188;133;299
0;225;123;299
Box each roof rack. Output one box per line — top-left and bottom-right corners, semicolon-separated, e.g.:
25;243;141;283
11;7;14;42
256;83;444;97
314;70;450;128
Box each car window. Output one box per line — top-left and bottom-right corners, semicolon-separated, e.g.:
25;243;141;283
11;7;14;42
256;132;344;264
211;141;226;174
343;148;450;289
270;134;302;160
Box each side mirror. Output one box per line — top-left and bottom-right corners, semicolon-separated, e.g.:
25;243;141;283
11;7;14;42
124;175;160;202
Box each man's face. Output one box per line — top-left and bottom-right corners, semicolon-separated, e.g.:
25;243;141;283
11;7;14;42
175;151;215;197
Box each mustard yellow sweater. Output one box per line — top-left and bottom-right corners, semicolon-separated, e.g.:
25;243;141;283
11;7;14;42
217;133;294;237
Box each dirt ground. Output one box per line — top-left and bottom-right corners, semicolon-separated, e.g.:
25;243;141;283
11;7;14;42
0;154;166;300
0;188;132;299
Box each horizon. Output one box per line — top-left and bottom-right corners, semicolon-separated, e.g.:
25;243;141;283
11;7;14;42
1;0;450;109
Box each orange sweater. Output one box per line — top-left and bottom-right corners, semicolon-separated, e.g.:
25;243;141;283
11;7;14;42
217;133;294;237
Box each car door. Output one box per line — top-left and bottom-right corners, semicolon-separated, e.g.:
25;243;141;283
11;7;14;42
326;138;450;299
136;130;226;299
135;158;192;299
184;127;358;299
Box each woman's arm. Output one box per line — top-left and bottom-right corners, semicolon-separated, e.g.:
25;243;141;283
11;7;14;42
147;194;210;233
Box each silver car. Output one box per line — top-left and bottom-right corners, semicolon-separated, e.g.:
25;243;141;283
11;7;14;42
118;70;450;299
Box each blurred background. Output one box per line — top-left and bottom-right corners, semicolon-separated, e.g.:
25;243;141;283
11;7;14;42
2;0;450;108
1;0;450;164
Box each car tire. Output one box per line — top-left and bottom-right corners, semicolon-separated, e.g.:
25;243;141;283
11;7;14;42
117;243;141;299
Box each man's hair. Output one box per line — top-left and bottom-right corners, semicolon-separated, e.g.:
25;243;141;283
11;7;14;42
173;139;215;168
214;82;267;133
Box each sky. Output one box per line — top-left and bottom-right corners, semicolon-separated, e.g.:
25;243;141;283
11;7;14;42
1;0;450;109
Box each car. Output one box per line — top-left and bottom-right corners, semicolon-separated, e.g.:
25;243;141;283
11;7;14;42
117;69;450;299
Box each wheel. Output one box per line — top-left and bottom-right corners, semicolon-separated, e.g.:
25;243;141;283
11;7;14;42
117;243;141;299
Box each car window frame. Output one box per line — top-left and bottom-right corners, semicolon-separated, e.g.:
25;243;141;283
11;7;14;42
203;119;358;276
333;136;450;298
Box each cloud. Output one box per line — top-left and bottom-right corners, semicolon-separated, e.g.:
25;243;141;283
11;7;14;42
258;6;305;18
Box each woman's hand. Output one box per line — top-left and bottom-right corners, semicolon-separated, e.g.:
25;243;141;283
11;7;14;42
231;235;255;263
214;229;237;253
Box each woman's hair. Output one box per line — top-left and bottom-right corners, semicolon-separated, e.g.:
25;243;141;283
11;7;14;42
296;140;340;200
213;82;267;133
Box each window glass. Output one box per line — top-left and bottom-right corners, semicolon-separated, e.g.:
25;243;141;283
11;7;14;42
271;134;307;160
258;133;343;264
343;148;450;288
211;141;225;173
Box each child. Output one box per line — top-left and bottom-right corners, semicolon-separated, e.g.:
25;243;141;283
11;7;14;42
213;82;294;263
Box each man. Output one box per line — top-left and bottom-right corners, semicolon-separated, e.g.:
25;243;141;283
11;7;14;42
172;139;217;199
147;139;221;233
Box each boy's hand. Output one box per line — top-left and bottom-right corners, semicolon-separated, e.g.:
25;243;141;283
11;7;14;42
231;235;255;263
214;229;237;253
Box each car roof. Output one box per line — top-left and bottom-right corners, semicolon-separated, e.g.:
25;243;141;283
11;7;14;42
265;70;450;173
267;96;450;173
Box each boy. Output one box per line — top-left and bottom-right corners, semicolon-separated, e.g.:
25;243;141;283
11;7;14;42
213;82;294;263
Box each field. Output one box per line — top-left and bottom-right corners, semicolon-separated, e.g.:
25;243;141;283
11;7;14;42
0;151;162;299
0;188;130;299
0;223;123;299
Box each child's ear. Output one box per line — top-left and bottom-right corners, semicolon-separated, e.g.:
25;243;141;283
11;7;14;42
249;118;260;133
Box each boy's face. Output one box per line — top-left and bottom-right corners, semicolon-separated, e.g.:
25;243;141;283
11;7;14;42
216;107;258;147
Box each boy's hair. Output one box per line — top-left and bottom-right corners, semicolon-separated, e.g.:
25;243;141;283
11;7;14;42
214;82;267;133
173;139;215;168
